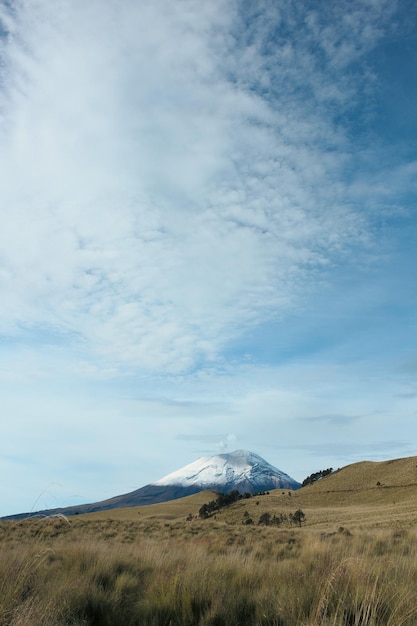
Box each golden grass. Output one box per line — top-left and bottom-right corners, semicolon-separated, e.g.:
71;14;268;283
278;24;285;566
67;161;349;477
2;455;417;625
2;515;417;625
71;455;417;533
83;489;220;522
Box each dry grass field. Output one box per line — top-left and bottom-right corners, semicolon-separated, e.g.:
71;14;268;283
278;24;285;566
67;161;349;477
84;455;417;532
1;455;417;625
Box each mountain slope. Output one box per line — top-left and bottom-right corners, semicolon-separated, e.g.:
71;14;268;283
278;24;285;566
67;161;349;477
1;450;300;520
298;454;417;504
153;450;300;493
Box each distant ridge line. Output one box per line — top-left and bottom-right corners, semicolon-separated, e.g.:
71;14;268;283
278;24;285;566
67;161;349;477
1;449;300;520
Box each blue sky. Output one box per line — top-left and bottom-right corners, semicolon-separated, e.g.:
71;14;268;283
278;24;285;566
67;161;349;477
0;0;416;516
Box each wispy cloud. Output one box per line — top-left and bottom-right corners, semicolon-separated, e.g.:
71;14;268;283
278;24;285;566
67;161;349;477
0;0;406;374
1;1;417;516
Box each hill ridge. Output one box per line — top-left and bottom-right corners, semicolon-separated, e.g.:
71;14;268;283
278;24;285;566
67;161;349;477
1;449;299;520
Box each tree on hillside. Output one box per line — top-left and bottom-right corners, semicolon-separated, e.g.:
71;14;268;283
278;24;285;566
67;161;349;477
302;468;333;487
198;490;244;519
290;509;306;527
199;503;210;519
258;512;272;526
242;510;254;525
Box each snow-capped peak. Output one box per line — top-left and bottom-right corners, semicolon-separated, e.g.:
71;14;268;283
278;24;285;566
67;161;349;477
153;450;300;493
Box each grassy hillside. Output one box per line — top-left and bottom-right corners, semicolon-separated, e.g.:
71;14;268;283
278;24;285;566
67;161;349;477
302;455;417;496
2;455;417;625
77;455;417;532
83;489;219;522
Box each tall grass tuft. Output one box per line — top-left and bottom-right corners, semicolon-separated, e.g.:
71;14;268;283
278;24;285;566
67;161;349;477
1;518;417;625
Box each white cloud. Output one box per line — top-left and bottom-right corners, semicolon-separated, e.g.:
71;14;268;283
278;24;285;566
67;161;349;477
0;1;416;516
0;0;401;374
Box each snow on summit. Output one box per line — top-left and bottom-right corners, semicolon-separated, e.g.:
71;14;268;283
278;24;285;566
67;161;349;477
0;450;300;519
153;450;300;492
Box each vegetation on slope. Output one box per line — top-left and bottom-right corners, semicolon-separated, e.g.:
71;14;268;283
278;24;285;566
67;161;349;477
1;515;417;625
2;455;417;625
302;468;334;487
301;455;417;495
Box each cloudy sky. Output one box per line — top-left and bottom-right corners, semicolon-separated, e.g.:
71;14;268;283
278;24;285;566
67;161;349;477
0;0;416;516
